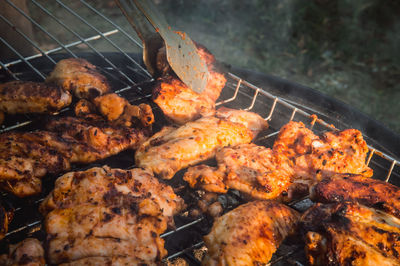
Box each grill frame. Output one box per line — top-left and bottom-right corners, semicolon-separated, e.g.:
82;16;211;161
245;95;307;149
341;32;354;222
1;1;400;265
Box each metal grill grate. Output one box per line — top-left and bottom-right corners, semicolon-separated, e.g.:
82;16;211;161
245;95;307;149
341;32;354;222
1;1;400;265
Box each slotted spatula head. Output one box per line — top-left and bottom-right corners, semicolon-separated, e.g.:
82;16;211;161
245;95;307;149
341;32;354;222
116;0;210;93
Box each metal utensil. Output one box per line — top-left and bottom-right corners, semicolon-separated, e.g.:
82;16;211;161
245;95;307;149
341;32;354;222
115;0;209;93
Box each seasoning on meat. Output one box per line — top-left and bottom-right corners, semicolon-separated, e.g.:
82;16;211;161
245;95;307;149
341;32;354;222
135;107;268;180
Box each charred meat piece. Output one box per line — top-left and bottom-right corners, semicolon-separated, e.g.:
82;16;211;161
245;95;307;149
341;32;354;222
58;256;158;266
0;114;151;197
0;81;72;114
153;45;226;124
273;121;372;200
203;200;300;265
46;58;110;99
302;202;400;265
0;238;45;266
40;166;185;223
311;174;400;219
0;203;13;241
135;107;267;180
41;166;181;265
184;143;293;200
46;115;151;163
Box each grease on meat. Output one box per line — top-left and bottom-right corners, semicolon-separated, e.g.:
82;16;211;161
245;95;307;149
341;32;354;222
135;107;268;180
203;200;300;265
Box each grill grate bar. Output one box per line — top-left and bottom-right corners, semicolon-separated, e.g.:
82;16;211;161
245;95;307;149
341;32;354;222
164;241;204;261
160;217;204;238
31;0;138;87
0;37;46;80
4;0;77;63
54;0;149;82
3;30;119;68
0;14;56;66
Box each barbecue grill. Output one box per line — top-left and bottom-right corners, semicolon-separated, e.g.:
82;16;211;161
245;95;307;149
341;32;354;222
1;1;400;265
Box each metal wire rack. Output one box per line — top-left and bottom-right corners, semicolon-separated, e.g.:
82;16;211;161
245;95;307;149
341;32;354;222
1;0;400;265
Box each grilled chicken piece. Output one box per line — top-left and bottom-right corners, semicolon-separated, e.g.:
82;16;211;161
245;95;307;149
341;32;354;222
46;115;151;163
40;166;185;222
0;238;45;266
59;256;157;266
46;58;110;99
0;114;151;197
91;93;155;127
203;200;300;265
45;204;167;264
273;121;372;199
42;166;179;265
311;174;400;219
184;143;293;200
0;204;13;241
135;107;267;180
153;45;226;124
0;81;72;115
302;202;400;265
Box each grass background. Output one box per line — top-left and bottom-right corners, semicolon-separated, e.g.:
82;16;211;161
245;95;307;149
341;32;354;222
27;0;400;133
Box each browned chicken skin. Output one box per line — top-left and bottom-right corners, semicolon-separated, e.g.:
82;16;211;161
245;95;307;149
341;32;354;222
75;93;155;128
46;58;110;99
0;81;72;115
135;107;268;180
184;143;294;200
184;121;371;201
311;174;400;219
153;45;227;124
203;200;300;265
0;114;152;197
0;238;45;266
41;166;182;265
302;202;400;265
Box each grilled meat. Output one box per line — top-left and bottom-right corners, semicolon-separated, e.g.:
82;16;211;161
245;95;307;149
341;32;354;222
302;202;400;265
184;143;293;200
40;166;185;222
46;115;151;163
311;174;400;219
0;114;151;197
0;203;13;241
135;107;267;180
41;166;181;265
0;238;45;266
59;256;157;266
153;45;226;124
203;200;300;265
273;121;372;200
0;81;72;115
46;58;110;99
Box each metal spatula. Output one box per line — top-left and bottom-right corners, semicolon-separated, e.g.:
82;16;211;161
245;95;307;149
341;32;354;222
115;0;209;93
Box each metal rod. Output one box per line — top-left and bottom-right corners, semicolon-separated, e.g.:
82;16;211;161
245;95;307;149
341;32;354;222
385;160;397;182
31;0;136;86
244;88;259;111
0;14;56;65
55;0;150;80
0;37;46;79
4;30;119;68
216;79;242;106
4;0;77;59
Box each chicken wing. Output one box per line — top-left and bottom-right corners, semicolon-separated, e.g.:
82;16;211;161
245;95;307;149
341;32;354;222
0;238;45;266
46;58;110;99
41;166;181;265
153;44;226;124
135;107;267;180
0;81;72;114
311;174;400;219
40;166;185;221
184;143;293;200
302;202;400;265
203;200;300;265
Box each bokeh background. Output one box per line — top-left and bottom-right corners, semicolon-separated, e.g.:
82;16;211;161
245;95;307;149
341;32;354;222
3;0;400;133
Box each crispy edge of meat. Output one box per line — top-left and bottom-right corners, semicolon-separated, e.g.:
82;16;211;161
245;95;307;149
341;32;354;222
203;200;300;265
